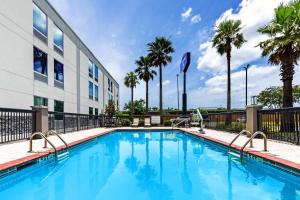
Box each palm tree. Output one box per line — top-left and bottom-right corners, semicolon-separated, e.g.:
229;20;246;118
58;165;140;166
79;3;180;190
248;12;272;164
257;1;300;108
124;72;139;115
212;20;246;111
135;56;157;112
147;37;174;113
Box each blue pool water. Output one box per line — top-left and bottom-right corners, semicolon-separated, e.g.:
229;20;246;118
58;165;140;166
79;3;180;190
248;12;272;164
0;130;300;200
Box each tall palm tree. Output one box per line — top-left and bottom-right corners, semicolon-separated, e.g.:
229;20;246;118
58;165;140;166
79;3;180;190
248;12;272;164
212;20;246;111
257;0;300;108
148;37;174;113
135;56;157;112
124;72;139;115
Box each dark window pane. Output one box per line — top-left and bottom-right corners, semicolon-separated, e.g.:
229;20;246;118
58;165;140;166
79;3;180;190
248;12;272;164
107;79;110;91
34;47;47;75
95;108;98;116
34;96;48;106
111;82;113;93
89;81;93;99
95;85;98;101
33;3;47;37
53;25;63;50
94;65;98;81
54;100;64;112
54;59;64;82
88;61;93;78
89;107;93;115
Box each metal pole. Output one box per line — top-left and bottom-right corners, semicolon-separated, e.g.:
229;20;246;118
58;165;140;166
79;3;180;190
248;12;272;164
182;72;187;116
244;64;250;107
176;74;179;110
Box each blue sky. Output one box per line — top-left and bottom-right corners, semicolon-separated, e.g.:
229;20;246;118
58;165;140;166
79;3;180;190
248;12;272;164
49;0;299;109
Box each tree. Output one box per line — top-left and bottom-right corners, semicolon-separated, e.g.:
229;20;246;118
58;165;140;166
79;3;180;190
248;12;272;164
135;56;157;112
105;100;117;117
257;86;300;109
147;37;174;113
124;99;146;115
257;0;300;108
212;20;246;111
124;72;139;115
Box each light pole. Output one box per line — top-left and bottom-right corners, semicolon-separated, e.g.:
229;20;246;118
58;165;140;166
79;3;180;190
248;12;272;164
244;64;250;107
176;74;180;110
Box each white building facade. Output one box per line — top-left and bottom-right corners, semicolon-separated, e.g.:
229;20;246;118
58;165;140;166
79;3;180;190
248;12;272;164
0;0;119;115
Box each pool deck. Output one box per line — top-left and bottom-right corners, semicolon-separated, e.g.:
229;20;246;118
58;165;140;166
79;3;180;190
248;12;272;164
0;127;300;173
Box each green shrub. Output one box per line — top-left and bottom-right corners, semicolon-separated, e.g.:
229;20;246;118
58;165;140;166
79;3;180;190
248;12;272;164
117;112;130;117
214;122;245;133
121;118;131;126
138;119;144;126
163;120;172;126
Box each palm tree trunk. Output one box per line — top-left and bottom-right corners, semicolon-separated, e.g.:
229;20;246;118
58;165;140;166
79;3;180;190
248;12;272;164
225;46;232;126
131;87;134;115
159;64;163;113
226;51;231;111
282;77;293;108
281;64;294;133
146;81;149;112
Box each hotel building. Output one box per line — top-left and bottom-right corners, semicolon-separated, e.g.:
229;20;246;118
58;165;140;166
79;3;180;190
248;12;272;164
0;0;119;115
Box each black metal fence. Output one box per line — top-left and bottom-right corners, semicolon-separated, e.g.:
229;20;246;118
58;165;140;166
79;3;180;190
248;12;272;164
48;112;107;133
204;111;246;132
0;108;36;143
258;107;300;145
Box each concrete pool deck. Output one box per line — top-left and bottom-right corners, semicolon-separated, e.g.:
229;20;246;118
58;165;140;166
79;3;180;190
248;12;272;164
0;127;300;172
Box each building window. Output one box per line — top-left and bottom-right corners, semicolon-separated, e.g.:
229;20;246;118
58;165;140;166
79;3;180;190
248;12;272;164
95;108;99;116
88;60;93;78
111;82;113;93
34;47;47;76
54;60;64;83
33;3;47;37
54;100;64;112
108;93;113;101
108;79;111;91
53;24;63;50
95;85;99;101
94;65;98;82
89;81;93;99
89;107;93;115
34;96;48;107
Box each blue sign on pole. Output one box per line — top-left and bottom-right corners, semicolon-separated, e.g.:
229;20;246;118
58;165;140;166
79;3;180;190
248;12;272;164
180;52;191;73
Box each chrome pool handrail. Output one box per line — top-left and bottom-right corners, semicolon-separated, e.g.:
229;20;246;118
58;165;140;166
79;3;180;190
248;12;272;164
228;130;253;150
172;118;190;128
44;130;69;150
28;132;57;155
240;131;267;157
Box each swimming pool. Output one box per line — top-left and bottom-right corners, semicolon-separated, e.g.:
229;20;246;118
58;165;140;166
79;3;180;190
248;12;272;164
0;130;299;200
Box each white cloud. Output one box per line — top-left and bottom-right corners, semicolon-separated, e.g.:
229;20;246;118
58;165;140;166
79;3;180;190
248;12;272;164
188;65;300;108
181;7;192;21
191;14;201;24
157;80;171;87
197;0;290;73
176;30;182;36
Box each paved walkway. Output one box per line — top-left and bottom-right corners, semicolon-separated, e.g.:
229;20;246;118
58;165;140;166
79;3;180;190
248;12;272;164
183;128;300;168
0;127;300;171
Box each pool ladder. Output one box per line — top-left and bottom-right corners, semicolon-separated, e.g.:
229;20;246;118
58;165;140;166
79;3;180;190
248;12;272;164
29;130;69;159
228;130;267;158
172;118;190;129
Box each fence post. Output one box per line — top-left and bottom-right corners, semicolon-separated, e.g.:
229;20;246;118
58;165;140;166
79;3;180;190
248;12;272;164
31;106;48;138
246;105;263;135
